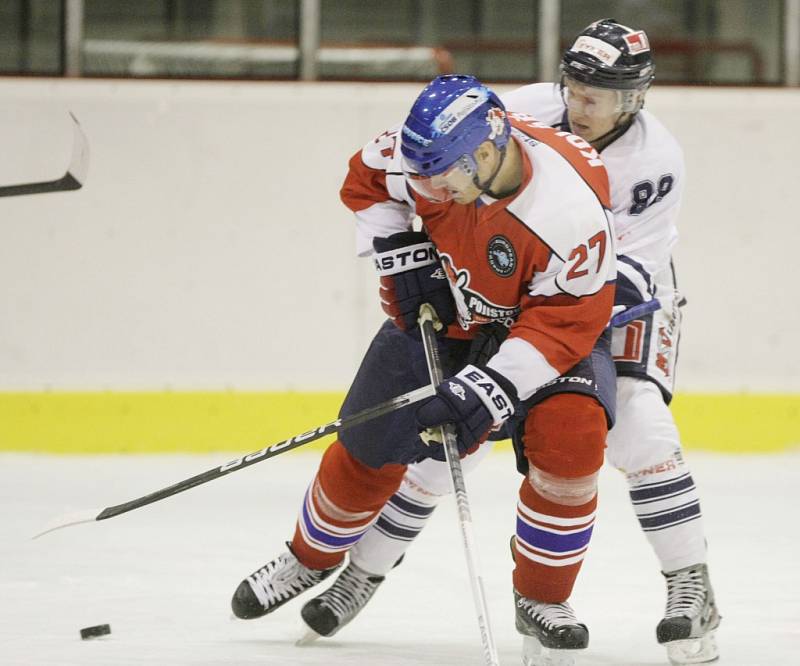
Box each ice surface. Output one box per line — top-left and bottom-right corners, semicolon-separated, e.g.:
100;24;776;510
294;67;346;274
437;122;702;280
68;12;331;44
1;450;798;665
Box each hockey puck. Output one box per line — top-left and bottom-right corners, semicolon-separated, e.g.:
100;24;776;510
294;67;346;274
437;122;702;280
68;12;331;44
80;624;111;640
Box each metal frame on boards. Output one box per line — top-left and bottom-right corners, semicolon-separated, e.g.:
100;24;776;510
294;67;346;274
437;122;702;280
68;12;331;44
59;0;800;86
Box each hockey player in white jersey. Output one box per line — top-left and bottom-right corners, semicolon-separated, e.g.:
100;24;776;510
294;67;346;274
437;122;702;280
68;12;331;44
300;19;720;666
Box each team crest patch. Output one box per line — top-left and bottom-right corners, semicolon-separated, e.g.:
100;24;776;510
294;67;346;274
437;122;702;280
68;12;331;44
487;235;516;277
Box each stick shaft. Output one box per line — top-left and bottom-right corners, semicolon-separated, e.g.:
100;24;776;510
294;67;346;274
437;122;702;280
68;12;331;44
418;304;501;666
94;384;434;521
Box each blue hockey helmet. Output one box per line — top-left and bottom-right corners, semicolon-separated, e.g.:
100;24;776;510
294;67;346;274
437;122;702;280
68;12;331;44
400;75;510;178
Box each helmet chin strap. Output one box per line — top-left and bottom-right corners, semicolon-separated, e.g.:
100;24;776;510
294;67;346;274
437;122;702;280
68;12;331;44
472;144;508;197
587;113;634;151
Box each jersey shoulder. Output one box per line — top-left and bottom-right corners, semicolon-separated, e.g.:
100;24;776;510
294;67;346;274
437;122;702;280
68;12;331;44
607;111;684;178
510;116;610;209
342;124;413;210
501;83;564;126
507;127;611;261
359;124;404;171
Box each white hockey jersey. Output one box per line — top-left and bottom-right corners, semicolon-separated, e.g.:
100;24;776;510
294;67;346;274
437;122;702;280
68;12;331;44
502;83;685;306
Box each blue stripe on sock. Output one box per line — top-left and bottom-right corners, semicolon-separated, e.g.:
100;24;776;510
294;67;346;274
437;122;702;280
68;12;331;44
516;517;593;554
374;515;421;541
301;497;365;549
644;514;702;532
389;492;436;518
638;501;701;531
630;474;695;503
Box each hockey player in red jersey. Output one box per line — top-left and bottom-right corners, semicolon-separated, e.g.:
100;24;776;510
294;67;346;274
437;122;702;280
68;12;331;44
230;75;617;664
301;19;721;666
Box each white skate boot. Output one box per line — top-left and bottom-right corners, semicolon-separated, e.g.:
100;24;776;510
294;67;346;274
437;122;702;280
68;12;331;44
656;563;721;664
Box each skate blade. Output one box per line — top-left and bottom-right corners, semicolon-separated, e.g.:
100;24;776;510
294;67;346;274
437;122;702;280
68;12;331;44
666;630;719;665
522;635;580;666
295;628;322;646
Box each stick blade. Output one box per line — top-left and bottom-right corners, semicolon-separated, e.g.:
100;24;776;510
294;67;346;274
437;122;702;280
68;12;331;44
32;508;103;540
0;112;89;198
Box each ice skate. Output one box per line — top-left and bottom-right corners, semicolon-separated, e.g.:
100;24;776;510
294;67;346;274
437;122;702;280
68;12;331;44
514;591;588;666
297;560;386;644
656;563;721;664
231;543;340;619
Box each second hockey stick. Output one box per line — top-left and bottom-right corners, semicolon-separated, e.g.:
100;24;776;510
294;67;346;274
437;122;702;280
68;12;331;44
32;383;434;539
418;303;501;666
0;113;89;198
610;298;662;327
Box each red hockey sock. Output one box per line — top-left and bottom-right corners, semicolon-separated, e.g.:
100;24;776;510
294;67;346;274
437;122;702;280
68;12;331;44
292;440;406;570
512;394;606;602
512;480;598;602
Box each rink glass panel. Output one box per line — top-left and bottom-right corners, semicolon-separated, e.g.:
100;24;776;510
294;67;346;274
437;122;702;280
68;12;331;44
1;1;787;83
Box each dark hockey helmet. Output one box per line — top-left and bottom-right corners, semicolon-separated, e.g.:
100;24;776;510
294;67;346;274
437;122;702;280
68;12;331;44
561;18;655;108
400;74;510;178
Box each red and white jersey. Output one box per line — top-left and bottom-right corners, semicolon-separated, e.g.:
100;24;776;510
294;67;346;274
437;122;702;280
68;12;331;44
501;83;684;279
341;116;615;400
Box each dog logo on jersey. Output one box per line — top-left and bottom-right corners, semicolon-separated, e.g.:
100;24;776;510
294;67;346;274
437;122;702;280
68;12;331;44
439;253;520;329
487;235;516;277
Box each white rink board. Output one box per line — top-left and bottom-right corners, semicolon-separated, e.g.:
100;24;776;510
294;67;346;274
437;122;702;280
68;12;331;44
0;80;798;392
1;451;798;665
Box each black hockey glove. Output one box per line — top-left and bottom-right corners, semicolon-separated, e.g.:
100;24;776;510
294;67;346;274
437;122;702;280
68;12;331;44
466;322;510;366
373;231;456;334
466;323;514;442
415;364;517;459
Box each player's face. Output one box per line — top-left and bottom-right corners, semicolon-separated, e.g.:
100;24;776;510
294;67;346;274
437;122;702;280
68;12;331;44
563;78;623;143
405;154;482;205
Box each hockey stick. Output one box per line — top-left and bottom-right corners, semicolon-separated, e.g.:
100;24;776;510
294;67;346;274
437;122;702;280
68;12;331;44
418;303;501;666
610;298;661;327
32;383;435;539
0;113;89;198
